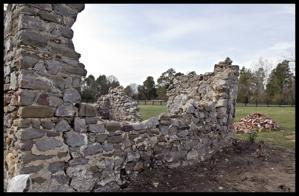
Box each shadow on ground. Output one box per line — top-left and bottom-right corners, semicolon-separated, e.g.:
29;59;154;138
120;139;295;192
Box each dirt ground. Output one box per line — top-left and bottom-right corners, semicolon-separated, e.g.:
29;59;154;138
121;139;295;192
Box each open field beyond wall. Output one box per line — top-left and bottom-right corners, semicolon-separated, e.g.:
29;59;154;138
138;104;295;149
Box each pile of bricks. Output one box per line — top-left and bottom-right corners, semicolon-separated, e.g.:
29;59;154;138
233;112;279;133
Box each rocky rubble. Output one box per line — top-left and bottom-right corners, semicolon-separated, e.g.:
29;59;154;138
233;112;280;133
96;86;141;122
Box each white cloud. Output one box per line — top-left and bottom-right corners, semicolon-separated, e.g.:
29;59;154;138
72;4;295;86
270;41;295;50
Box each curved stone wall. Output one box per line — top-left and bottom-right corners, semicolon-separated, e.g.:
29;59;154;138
4;4;239;192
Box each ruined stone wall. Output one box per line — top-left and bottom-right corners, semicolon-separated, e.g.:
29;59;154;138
4;4;239;192
96;86;141;122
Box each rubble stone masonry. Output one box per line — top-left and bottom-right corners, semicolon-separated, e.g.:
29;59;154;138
4;4;239;192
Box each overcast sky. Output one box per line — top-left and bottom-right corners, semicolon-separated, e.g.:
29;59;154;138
72;4;295;86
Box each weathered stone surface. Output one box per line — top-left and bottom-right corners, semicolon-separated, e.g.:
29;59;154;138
35;137;63;151
96;134;108;143
63;88;81;104
107;135;123;144
19;128;45;140
18;30;47;47
65;132;86;147
96;86;140;121
10;72;18;90
45;60;61;75
49;96;63;107
55;119;71;132
102;143;113;152
19;70;55;90
18;90;37;105
187;150;198;160
18;106;55;118
20;164;44;174
20;152;55;164
85;117;98;124
74;117;86;133
88;124;106;133
56;104;75;117
18;55;39;69
78;103;97;117
83;143;103;156
48;161;65;173
105;121;121;132
36;93;49;105
177;129;189;137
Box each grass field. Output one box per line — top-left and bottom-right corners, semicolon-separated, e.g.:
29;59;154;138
138;104;295;149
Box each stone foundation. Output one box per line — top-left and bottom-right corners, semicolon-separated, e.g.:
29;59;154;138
4;4;239;192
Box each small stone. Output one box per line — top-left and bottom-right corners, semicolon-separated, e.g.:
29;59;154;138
74;117;86;133
78;103;97;117
48;96;63;107
63;88;81;104
177;129;189;137
83;143;103;156
65;132;85;147
107;135;123;144
19;127;45;140
35;137;63;151
20;164;44;174
36;93;49;105
48;161;65;173
45;60;61;75
55;119;71;132
105;121;121;132
88;124;106;133
56;104;75;117
102;143;113;152
18;90;37;106
187;150;198;160
96;134;108;143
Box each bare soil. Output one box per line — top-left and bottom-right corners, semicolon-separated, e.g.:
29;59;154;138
121;139;295;192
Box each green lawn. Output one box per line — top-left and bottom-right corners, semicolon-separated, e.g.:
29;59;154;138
138;104;295;149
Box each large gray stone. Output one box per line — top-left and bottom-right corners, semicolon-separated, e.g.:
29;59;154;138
18;90;37;106
105;121;121;132
48;161;65;173
19;70;54;90
88;124;106;133
45;60;61;75
18;30;47;48
65;132;85;147
56;104;75;117
78;103;97;117
74;117;86;133
18;106;55;118
20;164;44;174
20;152;55;164
19;55;39;69
83;143;103;156
63;88;81;104
35;137;63;151
49;96;63;107
55;119;71;132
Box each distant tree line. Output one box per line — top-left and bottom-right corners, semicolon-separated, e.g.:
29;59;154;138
237;59;295;106
81;59;295;106
81;74;120;103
